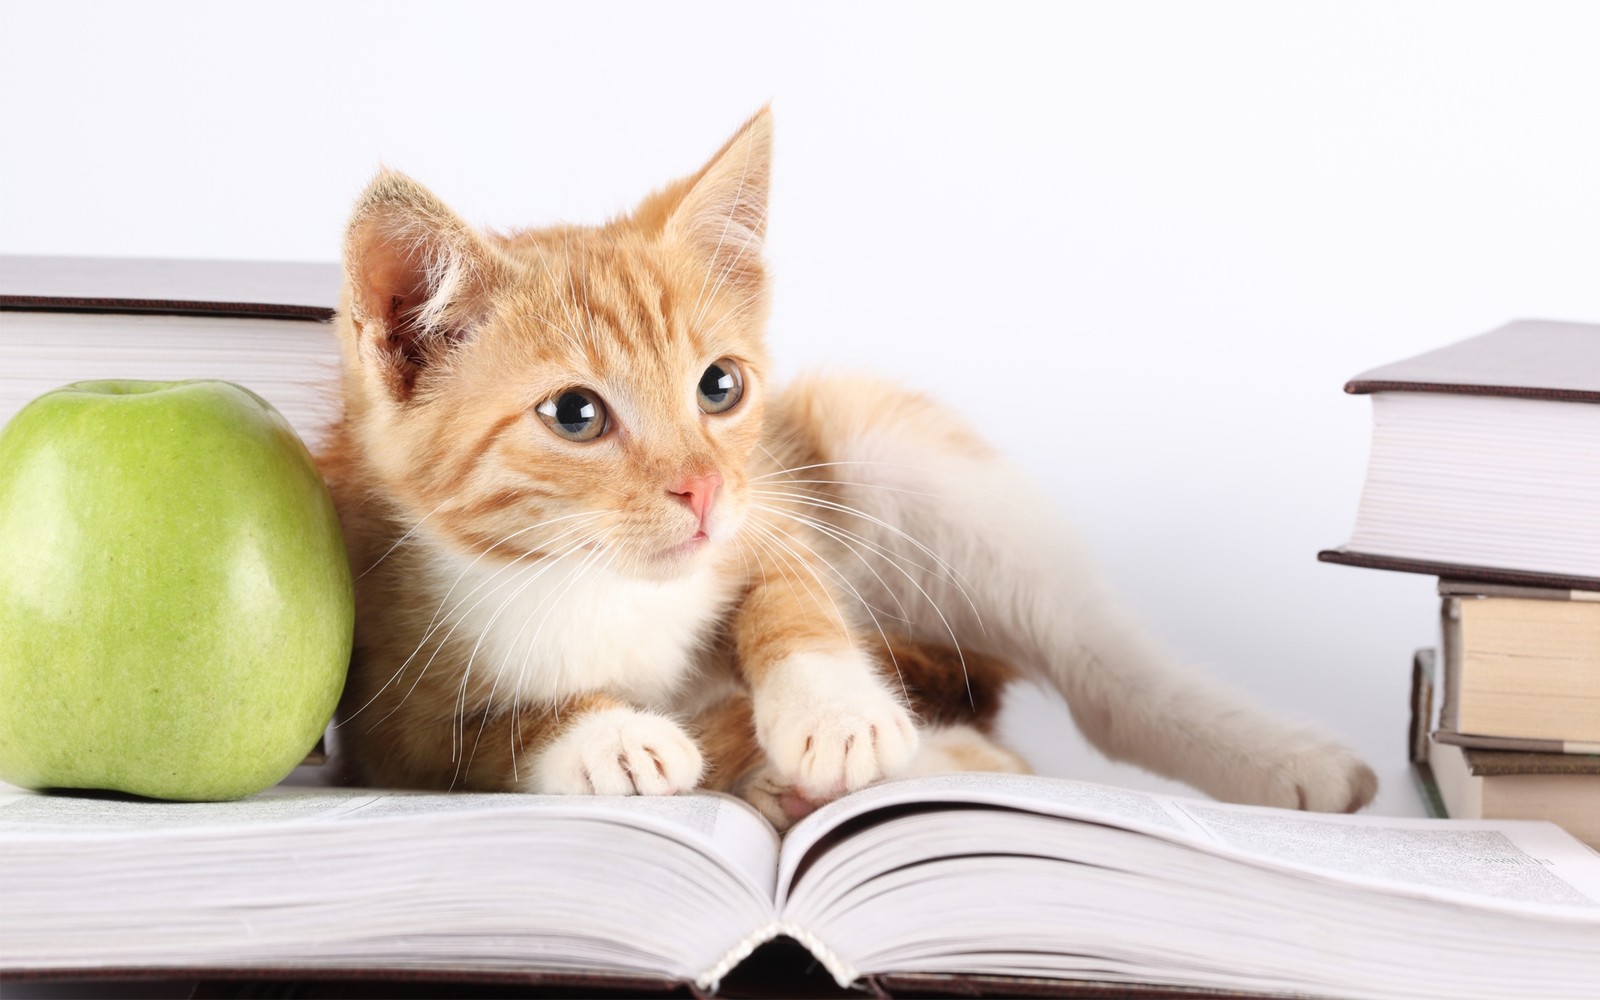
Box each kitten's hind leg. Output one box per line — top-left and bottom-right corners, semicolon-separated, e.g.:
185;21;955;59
900;724;1030;778
872;633;1030;778
772;374;1376;813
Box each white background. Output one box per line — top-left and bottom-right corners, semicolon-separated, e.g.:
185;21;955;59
4;1;1598;815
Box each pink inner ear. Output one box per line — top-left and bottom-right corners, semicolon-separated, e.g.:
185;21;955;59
359;247;429;327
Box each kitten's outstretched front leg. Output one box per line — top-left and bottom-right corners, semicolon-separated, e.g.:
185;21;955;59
732;552;918;803
697;639;1029;831
750;649;919;800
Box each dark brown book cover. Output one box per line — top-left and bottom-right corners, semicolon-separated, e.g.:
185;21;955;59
1316;549;1600;593
0;254;340;321
4;950;1306;1000
1456;749;1600;779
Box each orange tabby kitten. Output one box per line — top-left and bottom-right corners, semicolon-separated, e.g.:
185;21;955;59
321;109;1376;826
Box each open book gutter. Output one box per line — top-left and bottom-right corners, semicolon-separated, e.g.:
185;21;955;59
2;773;1597;1000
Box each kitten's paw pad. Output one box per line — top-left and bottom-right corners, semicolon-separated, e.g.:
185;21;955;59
780;703;918;798
754;652;918;800
736;766;822;832
532;707;704;796
1247;739;1378;813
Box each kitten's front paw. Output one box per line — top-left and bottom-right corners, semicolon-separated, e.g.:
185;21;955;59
753;650;919;801
531;707;704;796
1232;733;1378;813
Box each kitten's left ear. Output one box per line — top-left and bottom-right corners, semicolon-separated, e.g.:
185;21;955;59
342;171;505;400
664;107;773;290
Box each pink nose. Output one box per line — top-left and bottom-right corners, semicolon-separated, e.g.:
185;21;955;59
668;473;721;529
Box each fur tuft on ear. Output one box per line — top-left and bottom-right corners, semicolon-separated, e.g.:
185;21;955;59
659;107;773;292
343;171;503;400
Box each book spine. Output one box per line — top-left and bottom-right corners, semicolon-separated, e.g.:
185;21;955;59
777;923;859;989
697;923;783;992
696;924;859;992
1409;650;1451;819
1440;600;1462;732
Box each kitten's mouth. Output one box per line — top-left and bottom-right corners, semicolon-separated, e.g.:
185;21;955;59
657;530;710;561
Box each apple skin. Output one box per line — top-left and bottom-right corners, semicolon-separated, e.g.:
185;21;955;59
0;380;353;800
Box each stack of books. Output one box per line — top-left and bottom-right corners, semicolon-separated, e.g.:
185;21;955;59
1320;319;1600;848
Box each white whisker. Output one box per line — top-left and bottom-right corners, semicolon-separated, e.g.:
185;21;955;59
688;134;758;331
743;521;851;638
456;530;608;787
338;513;604;728
750;487;984;632
752;502;912;622
357;496;453;579
748;509;910;701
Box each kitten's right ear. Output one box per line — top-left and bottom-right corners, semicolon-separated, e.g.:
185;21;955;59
342;171;503;400
662;108;773;293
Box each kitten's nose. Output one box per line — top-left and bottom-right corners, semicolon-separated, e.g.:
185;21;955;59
668;473;721;530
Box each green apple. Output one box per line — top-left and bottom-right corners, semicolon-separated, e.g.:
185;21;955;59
0;380;353;800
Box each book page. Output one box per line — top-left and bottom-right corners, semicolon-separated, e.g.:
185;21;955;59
0;786;385;831
1;787;783;980
0;310;342;448
776;772;1600;917
0;786;779;903
774;792;1600;997
1171;799;1600;912
778;773;1187;900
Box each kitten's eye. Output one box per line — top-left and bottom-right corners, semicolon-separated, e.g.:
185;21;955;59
536;389;608;442
697;359;744;414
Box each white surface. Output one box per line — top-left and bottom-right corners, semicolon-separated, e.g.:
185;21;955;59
5;2;1600;819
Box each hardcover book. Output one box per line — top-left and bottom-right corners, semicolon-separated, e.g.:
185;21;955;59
3;774;1599;1000
0;255;342;447
1318;319;1600;592
1437;582;1600;749
1409;648;1600;850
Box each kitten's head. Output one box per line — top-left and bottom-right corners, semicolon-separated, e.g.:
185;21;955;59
335;109;773;580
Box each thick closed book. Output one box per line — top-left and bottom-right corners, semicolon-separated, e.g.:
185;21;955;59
1411;647;1599;850
0;255;343;448
1437;582;1600;749
3;773;1599;1000
1319;319;1600;591
1426;739;1600;851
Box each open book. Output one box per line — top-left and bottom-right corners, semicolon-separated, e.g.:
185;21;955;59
4;773;1598;999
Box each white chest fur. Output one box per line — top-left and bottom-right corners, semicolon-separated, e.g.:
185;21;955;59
426;545;739;709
